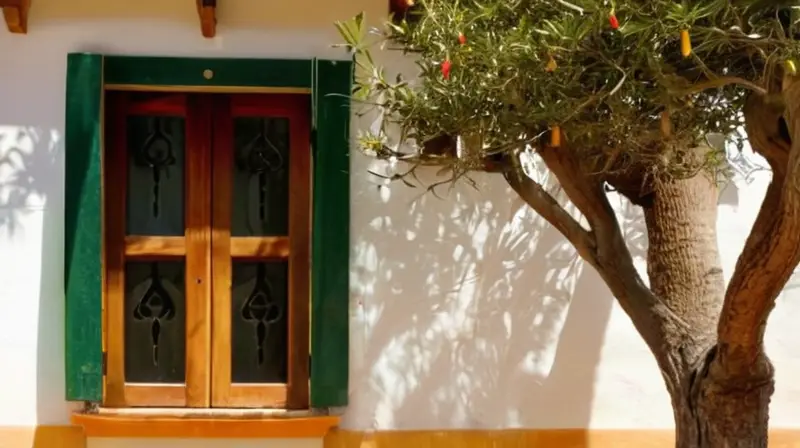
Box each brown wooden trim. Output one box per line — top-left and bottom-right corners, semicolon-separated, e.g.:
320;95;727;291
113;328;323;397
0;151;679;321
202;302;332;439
123;384;186;407
126;94;187;116
71;413;339;438
124;236;186;258
93;408;320;418
184;95;213;407
230;236;290;259
210;94;234;407
286;96;312;409
230;94;309;117
1;0;28;34
223;384;288;408
211;93;311;408
197;0;216;38
105;92;194;408
104;91;311;410
104;92;128;407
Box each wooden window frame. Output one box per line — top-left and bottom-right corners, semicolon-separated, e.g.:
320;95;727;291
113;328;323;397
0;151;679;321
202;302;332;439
65;55;352;412
102;91;310;409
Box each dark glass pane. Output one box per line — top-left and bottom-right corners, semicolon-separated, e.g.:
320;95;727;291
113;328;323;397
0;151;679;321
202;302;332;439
231;261;288;383
231;117;290;237
126;115;185;236
124;261;186;383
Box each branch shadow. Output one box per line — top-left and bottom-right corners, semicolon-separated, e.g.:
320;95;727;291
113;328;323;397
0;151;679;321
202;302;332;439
343;152;615;435
0;129;77;430
1;46;79;430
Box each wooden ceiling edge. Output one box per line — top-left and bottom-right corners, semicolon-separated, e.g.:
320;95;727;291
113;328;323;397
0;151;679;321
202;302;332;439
197;0;216;38
1;0;29;34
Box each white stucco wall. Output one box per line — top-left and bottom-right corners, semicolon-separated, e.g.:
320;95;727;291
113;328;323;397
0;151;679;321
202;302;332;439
0;1;799;441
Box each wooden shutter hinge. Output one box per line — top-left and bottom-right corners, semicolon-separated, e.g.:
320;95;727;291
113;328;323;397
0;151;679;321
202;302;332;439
101;352;107;376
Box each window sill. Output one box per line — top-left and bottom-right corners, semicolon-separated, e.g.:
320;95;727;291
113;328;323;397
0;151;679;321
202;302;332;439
71;409;340;439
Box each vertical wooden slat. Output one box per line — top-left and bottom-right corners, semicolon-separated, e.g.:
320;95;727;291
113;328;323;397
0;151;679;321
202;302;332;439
287;97;312;409
64;53;104;402
104;91;128;407
210;94;234;407
185;94;213;407
311;59;353;408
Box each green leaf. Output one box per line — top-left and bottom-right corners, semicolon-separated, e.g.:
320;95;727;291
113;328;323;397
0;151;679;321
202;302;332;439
620;20;655;36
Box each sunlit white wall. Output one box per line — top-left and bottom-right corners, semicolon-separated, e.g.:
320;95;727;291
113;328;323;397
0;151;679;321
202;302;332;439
0;2;798;442
345;143;800;431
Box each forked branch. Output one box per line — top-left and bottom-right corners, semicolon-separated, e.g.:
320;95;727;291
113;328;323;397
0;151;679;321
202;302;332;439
504;144;687;365
718;87;800;375
503;150;598;265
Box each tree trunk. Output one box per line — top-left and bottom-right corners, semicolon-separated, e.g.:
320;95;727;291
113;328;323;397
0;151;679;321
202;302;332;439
643;173;723;370
643;174;774;448
507;133;783;448
671;348;774;448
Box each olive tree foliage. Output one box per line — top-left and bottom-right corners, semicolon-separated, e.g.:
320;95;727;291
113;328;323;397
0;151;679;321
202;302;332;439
338;0;798;184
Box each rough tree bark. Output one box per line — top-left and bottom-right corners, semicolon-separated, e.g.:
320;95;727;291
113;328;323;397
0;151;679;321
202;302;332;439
677;80;800;447
640;173;778;448
642;174;727;448
503;78;800;446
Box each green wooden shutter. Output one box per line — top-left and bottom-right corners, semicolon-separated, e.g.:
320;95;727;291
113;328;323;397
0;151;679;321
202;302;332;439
310;58;353;408
64;53;104;401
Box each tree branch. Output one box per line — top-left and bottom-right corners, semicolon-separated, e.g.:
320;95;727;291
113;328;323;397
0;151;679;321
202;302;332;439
682;76;768;96
537;145;618;234
717;88;799;375
513;145;691;376
503;150;598;265
535;145;653;301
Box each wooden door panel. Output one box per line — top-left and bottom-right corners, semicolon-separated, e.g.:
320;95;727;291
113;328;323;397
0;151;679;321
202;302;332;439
210;93;311;409
103;91;211;408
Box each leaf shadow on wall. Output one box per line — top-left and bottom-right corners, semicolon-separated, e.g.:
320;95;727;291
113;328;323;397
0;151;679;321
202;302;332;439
345;153;616;432
0;123;79;431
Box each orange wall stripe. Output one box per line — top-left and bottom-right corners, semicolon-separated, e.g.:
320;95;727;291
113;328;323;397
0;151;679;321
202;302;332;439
0;426;85;448
3;424;800;447
324;427;800;448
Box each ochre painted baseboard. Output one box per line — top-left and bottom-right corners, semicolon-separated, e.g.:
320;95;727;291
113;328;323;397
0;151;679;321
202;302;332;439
0;426;85;448
324;428;800;448
3;425;800;447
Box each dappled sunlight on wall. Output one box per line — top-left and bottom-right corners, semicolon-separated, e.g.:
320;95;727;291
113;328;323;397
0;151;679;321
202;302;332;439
339;50;677;431
0;126;51;231
344;150;617;430
0;124;79;425
0;125;46;426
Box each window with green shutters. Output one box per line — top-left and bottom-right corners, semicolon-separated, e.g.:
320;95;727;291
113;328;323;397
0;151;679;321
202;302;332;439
64;54;352;409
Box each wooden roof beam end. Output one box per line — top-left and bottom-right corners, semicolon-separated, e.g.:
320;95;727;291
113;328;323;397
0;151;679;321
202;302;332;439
198;0;216;38
0;0;29;34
